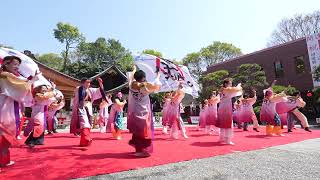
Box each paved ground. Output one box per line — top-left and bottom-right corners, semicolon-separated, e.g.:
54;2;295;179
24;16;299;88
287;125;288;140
77;136;320;180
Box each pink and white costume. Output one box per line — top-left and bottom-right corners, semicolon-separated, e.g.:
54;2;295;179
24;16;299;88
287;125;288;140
276;97;309;128
47;90;65;132
0;72;33;166
216;86;242;144
70;87;102;134
206;96;220;126
98;98;112;133
161;98;171;134
198;104;208;129
166;91;188;139
239;97;259;129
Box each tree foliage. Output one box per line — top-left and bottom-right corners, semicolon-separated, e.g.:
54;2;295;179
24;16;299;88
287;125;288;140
182;52;203;80
268;10;320;46
53;22;84;71
36;53;64;71
200;70;229;100
272;85;298;95
142;49;163;58
200;41;242;67
182;41;241;81
232;64;268;92
65;37;133;78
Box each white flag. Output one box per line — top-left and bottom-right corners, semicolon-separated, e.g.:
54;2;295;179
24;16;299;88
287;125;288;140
133;54;200;97
0;47;51;88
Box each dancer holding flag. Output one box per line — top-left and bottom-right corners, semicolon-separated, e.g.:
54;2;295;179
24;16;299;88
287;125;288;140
216;78;242;145
167;83;189;139
127;65;161;157
0;56;35;167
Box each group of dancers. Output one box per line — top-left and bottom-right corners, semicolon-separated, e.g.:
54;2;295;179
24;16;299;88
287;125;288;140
195;79;311;145
0;55;313;169
0;56;65;168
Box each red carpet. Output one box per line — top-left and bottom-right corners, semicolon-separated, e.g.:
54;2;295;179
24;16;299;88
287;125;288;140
1;127;319;180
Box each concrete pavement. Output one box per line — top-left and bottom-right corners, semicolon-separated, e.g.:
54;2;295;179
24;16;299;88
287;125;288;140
77;138;320;180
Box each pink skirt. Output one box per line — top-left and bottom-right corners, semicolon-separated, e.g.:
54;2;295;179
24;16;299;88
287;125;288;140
198;111;206;128
166;103;180;127
206;106;217;126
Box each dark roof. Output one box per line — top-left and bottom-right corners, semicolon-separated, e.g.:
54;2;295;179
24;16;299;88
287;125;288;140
90;65;127;80
35;60;81;83
90;65;128;92
207;37;306;70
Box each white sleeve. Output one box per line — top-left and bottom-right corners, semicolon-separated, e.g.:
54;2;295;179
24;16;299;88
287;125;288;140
90;88;102;101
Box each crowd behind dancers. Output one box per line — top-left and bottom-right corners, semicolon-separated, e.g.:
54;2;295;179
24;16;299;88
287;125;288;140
0;55;313;169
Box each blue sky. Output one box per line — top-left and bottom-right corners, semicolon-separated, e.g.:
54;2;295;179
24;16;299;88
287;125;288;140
1;0;319;60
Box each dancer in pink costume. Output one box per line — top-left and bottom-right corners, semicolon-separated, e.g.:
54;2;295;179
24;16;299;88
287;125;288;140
276;92;311;133
161;92;172;134
206;91;220;135
98;94;112;133
233;100;241;129
167;83;188;139
216;78;242;145
47;85;65;135
106;92;126;140
198;100;208;131
260;88;288;136
70;78;104;146
0;56;34;167
127;66;161;157
238;91;259;132
24;85;55;148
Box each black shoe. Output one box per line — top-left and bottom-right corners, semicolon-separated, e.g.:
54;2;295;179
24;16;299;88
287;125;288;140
305;127;312;132
53;130;58;133
288;129;293;133
253;128;259;132
47;131;53;135
26;143;35;148
243;128;248;131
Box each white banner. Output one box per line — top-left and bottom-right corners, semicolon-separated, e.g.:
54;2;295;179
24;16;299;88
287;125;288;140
133;54;200;97
306;33;320;88
0;47;51;88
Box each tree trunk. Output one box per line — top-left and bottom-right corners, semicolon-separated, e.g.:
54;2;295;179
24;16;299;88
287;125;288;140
63;42;69;72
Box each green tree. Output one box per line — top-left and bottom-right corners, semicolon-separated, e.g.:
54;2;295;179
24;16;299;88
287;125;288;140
67;37;133;78
182;41;241;82
36;53;64;71
272;85;298;95
142;49;163;57
182;52;203;80
53;22;84;71
200;41;242;67
200;70;229;100
232;64;268;92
